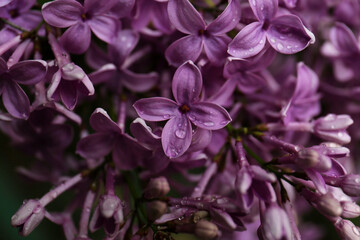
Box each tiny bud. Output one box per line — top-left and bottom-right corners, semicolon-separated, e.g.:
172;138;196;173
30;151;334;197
11;199;45;236
100;195;121;219
339;174;360;197
341;201;360;219
146;200;167;222
334;219;360;240
297;149;319;168
314;193;343;217
192;211;209;223
194;220;218;240
143;177;170;199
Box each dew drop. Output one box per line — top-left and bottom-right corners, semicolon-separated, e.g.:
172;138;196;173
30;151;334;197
175;129;186;139
252;0;256;6
204;122;214;127
270;38;276;43
287;45;292;49
51;192;58;199
355;178;360;183
260;5;264;10
220;120;229;125
249;47;254;52
163;114;170;119
353;226;360;236
277;43;284;51
259;39;264;44
279;36;286;40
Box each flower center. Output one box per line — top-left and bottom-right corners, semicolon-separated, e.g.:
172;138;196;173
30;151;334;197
198;29;208;36
179;104;190;113
262;20;270;30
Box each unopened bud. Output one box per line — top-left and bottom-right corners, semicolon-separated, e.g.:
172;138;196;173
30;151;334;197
11;199;45;236
314;193;342;217
100;195;121;219
298;148;331;171
144;177;170;199
339;174;360;197
192;211;209;223
341;201;360;219
334;219;360;240
194;220;218;240
146;200;167;222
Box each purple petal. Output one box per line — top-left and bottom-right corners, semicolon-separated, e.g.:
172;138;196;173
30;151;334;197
172;61;202;104
228;22;266;58
77;132;115;159
2;80;29;119
0;0;12;7
206;0;241;35
41;0;82;28
113;134;151;170
60;81;78;110
203;35;230;65
188;102;231;130
330;22;359;55
235;168;252;194
88;15;118;44
293;62;319;100
208;77;237;106
130;118;161;147
84;0;118;14
249;0;278;22
133;97;178;121
90;108;121;133
108;30;139;66
305;169;327;194
252;180;276;202
47;70;62;100
251;165;276;182
210;208;236;230
89;206;104;232
9;60;47;85
60;23;91;54
120;69;158;92
0;57;8;73
88;64;117;84
167;0;206;34
165;35;203;67
236;72;266;94
267;14;315;54
152;2;174;34
187;128;212;152
109;0;135;18
161;115;192;158
85;43;111;69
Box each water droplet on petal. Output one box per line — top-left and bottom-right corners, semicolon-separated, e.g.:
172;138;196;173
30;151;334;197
259;39;264;44
287;45;292;49
353;226;360;236
277;43;284;51
252;0;256;6
249;47;254;52
220;120;229;125
175;130;186;139
204;122;214;127
163;114;170;119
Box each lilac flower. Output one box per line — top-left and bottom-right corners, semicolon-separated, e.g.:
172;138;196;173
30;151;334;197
47;33;94;110
87;30;158;93
165;0;241;66
76;108;151;170
228;0;315;58
132;0;173;35
321;22;360;82
0;57;47;118
42;0;119;54
281;62;320;124
133;61;231;158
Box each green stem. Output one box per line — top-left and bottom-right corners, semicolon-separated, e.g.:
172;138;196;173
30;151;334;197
0;18;27;32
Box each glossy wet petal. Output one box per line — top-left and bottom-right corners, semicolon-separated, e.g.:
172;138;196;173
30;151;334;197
42;0;82;28
133;97;178;121
165;35;203;67
267;14;315;54
167;0;206;34
189;102;231;130
228;22;266;58
161;115;192;158
172;61;202;104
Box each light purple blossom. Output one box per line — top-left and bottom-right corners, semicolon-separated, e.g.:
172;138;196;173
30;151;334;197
133;61;231;158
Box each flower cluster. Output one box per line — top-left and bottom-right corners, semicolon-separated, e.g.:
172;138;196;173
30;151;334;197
1;0;360;239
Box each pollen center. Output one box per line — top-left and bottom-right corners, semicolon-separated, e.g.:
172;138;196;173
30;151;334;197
179;104;190;113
